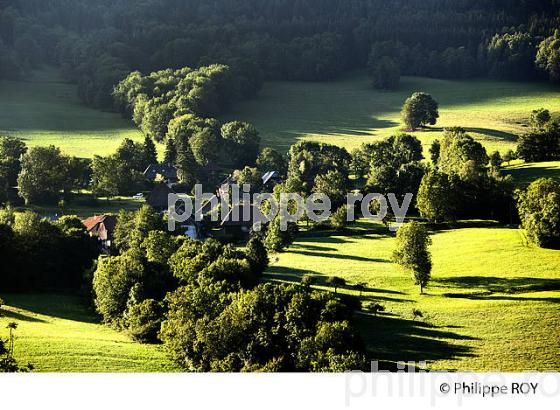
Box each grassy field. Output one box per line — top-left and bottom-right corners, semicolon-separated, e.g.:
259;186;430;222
0;294;176;372
225;72;560;156
503;161;560;188
0;68;142;158
265;220;560;371
2;69;559;160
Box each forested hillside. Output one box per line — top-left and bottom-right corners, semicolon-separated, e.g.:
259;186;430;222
1;0;560;108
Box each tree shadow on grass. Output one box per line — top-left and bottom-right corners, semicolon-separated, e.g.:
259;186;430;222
355;314;478;366
435;276;560;294
426;220;503;232
265;267;413;303
0;307;47;323
264;266;325;284
0;294;98;324
290;243;339;252
464;127;517;142
290;249;390;263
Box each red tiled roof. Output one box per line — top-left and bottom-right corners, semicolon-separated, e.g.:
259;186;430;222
82;215;106;232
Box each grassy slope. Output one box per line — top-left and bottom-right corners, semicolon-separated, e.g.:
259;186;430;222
224;72;560;156
0;294;176;372
265;220;560;371
0;68;142;158
503;161;560;188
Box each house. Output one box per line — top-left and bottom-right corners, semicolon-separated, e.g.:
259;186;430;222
177;216;205;240
261;170;282;188
146;183;175;213
143;164;178;183
220;204;266;239
82;215;118;251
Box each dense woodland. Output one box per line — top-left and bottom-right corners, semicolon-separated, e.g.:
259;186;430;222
1;0;560;107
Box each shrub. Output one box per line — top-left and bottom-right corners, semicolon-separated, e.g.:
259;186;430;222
125;299;164;343
92;252;145;325
245;237;269;277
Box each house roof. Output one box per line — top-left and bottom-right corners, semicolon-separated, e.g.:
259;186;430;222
146;183;175;210
196;195;219;216
82;215;108;232
82;215;117;240
98;216;117;241
220;204;266;227
143;164;178;180
262;171;280;186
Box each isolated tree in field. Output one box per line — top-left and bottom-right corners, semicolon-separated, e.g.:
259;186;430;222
392;222;432;294
354;282;367;297
370;56;400;90
489;151;502;169
366;302;385;316
536;30;560;82
326;276;346;294
301;274;317;289
530;108;551;130
517;178;560;248
401;92;439;130
503;149;516;165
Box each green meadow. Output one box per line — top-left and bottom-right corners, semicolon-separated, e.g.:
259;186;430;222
1;69;559;373
504;161;560;187
265;220;560;371
0;294;176;372
0;69;142;158
2;69;560;159
225;72;560;156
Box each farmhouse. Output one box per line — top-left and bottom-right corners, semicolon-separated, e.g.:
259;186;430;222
261;170;282;188
146;182;175;212
82;214;117;251
143;164;178;183
220;204;265;239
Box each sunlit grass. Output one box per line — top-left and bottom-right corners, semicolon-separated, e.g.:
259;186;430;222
0;68;143;158
265;220;560;371
224;72;560;156
503;161;560;188
0;294;176;372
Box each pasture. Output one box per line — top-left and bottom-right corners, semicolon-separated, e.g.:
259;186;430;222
225;73;560;156
503;161;560;188
0;69;142;158
265;220;560;371
0;294;176;372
